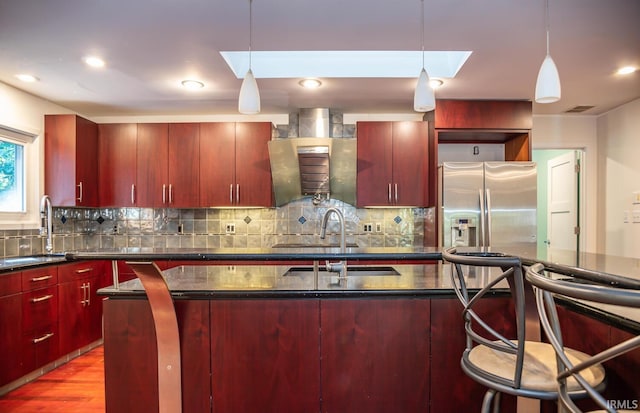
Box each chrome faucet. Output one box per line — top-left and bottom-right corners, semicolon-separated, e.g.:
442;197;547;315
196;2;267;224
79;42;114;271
39;195;53;253
320;207;347;280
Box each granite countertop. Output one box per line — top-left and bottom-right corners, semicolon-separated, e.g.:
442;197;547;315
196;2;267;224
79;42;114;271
0;254;67;271
98;262;509;298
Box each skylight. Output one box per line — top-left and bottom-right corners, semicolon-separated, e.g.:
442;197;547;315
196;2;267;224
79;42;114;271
220;50;471;79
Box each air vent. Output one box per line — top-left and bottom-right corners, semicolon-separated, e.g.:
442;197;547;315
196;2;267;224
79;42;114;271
565;105;595;113
297;146;330;195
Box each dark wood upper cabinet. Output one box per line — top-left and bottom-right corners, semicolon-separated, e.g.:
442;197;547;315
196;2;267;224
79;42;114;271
434;99;533;162
167;123;200;207
200;122;273;207
98;123;137;207
45;114;99;206
357;121;429;207
136;123;169;208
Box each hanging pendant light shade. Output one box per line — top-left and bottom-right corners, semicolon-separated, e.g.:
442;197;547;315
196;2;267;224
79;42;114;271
414;0;435;112
535;0;561;103
414;68;435;112
238;0;261;114
239;68;260;114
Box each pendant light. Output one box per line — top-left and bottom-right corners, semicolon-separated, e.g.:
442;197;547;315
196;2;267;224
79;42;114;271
535;0;561;103
238;0;261;114
414;0;435;112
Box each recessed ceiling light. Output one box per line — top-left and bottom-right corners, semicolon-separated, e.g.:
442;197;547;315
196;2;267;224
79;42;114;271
299;78;322;89
181;80;205;90
617;66;637;75
429;79;444;89
15;74;39;83
83;56;105;68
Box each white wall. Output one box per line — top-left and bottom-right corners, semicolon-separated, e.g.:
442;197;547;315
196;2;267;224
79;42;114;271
597;98;640;257
532;114;598;253
0;82;74;229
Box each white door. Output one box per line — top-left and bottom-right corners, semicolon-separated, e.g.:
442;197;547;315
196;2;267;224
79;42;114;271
547;151;580;253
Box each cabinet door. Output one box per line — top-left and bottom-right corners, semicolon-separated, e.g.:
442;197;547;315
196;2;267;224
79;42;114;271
168;123;200;207
137;123;168;207
392;121;428;206
320;298;430;413
44;114;98;207
200;122;236;207
0;273;24;386
356;122;393;206
75;116;99;206
99;123;137;206
58;279;89;355
211;299;320;413
234;122;273;207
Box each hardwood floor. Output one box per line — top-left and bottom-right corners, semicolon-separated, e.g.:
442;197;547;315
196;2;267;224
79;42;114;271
0;346;105;412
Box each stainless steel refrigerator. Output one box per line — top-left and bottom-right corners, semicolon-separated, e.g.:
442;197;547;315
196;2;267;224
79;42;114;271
438;162;537;248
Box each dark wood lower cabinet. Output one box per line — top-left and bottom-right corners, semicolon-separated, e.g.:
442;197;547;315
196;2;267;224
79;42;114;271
211;300;320;413
430;297;518;412
108;295;603;413
103;299;210;413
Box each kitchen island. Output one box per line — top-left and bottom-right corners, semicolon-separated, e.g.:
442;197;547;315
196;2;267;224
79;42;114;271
63;246;640;413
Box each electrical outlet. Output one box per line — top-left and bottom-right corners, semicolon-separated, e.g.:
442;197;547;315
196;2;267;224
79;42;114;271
225;223;236;234
375;223;382;232
113;225;119;234
363;223;372;232
177;224;183;234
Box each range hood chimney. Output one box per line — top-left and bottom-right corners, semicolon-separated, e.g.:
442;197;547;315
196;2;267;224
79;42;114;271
268;108;356;206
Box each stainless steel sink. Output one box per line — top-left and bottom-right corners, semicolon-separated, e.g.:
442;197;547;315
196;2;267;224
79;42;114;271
282;265;400;277
272;243;359;249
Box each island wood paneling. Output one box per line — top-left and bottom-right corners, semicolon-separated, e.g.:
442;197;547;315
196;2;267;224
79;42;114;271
210;299;320;413
103;299;210;413
320;298;430;413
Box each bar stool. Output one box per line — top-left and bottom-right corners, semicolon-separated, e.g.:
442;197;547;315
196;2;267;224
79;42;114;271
526;263;640;412
442;248;606;413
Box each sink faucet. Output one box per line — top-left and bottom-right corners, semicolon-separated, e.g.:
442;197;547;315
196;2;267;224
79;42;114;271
320;207;347;280
39;195;53;253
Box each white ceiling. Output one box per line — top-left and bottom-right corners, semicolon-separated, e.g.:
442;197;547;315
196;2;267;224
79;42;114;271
0;0;638;118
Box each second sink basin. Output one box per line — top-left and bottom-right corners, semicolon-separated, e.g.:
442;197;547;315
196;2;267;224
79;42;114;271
282;265;400;277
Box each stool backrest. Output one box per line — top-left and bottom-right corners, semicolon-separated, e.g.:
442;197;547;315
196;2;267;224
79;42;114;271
442;247;528;389
526;263;640;413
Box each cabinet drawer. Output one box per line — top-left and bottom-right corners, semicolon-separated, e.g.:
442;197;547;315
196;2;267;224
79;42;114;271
22;324;59;373
23;286;58;333
58;261;103;283
22;266;58;291
0;272;22;297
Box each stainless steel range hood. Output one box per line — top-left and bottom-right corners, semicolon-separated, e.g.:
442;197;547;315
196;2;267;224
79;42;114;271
268;108;356;206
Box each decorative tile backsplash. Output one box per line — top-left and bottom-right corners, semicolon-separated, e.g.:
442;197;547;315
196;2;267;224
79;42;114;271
0;199;434;258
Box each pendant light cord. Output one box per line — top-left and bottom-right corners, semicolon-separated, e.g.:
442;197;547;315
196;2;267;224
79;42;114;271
545;0;550;55
421;0;425;68
249;0;253;69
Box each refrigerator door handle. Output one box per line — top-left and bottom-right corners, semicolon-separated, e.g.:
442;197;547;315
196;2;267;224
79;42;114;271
479;188;486;247
485;188;492;247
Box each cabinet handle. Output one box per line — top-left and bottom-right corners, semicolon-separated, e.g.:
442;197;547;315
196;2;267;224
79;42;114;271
229;184;233;204
31;275;53;282
169;184;173;204
77;182;83;203
131;184;136;205
236;184;240;204
86;281;91;306
32;332;54;344
162;184;167;204
31;294;54;303
388;184;392;203
75;267;93;274
394;183;398;203
81;283;87;306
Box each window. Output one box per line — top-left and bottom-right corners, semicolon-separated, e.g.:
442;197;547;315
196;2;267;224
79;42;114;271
0;125;38;229
0;137;25;212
